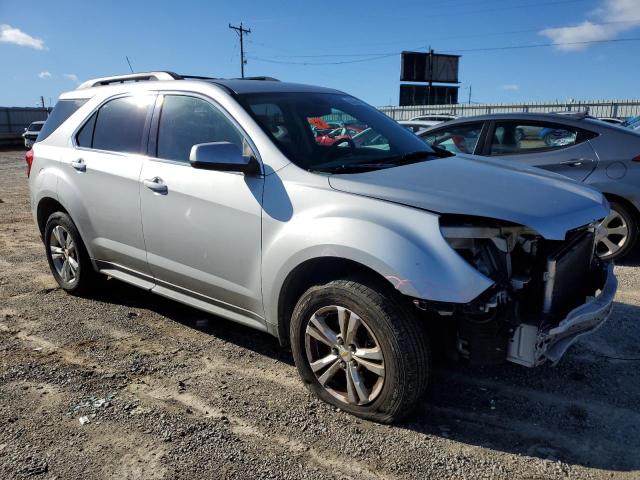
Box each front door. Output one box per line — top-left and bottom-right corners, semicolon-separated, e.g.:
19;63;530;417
139;94;264;321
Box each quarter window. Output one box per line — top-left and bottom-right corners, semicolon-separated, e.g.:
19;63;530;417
156;95;244;162
91;95;155;154
490;122;584;155
76;112;96;148
421;123;483;154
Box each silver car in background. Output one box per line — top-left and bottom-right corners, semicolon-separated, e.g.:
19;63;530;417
419;112;640;260
28;72;616;423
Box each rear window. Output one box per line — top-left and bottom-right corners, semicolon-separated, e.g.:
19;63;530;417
36;99;87;142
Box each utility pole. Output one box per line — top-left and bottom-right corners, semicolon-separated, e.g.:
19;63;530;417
229;22;251;78
468;84;472;105
40;96;45;109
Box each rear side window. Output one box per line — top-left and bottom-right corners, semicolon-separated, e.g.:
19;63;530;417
36;99;87;142
489;121;593;156
91;95;155;154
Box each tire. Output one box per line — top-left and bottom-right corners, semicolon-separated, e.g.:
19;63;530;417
44;212;98;295
597;201;638;261
290;278;429;423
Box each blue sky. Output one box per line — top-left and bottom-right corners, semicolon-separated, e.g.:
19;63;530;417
1;0;639;108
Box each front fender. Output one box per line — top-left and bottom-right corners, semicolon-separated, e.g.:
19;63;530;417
261;178;494;328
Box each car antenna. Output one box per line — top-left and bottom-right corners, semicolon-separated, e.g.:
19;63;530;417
125;56;134;73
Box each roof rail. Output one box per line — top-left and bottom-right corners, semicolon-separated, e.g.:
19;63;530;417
77;71;181;89
233;76;280;81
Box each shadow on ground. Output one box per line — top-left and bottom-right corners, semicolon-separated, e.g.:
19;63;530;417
90;275;640;472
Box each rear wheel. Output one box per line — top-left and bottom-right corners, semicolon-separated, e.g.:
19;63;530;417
290;278;429;423
597;201;637;260
44;212;99;295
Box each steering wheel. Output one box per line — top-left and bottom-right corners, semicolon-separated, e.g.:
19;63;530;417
325;137;356;159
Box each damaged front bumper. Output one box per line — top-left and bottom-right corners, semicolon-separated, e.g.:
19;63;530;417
507;263;617;367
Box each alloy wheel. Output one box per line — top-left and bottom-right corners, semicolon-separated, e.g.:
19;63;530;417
49;225;79;283
597;208;629;258
304;305;385;406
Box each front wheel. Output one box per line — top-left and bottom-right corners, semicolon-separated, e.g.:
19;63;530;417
290;278;429;423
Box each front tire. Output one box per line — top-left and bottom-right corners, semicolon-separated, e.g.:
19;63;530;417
290;278;429;423
44;212;98;295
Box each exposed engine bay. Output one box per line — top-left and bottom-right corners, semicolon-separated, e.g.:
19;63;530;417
417;216;615;367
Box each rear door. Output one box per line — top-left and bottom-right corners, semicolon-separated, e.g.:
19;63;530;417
67;94;156;275
139;93;264;320
483;120;598;182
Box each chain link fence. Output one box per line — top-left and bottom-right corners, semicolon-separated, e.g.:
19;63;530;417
378;99;640;121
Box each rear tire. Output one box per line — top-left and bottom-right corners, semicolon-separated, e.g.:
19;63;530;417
597;201;638;261
290;278;429;423
44;212;99;296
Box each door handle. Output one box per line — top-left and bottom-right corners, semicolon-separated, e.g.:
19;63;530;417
143;177;168;194
71;158;86;172
561;159;587;167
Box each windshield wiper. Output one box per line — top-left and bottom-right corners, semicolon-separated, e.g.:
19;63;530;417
313;163;397;174
381;149;452;164
312;149;452;174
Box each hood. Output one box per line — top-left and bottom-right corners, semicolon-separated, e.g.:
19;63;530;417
328;154;608;240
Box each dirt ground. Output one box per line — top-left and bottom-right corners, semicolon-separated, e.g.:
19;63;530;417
1;148;639;480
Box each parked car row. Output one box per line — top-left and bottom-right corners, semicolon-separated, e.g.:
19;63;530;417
26;72;620;422
417;112;640;260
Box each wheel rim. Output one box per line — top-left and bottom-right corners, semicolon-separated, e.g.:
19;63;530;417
304;305;385;406
596;208;629;258
49;225;79;283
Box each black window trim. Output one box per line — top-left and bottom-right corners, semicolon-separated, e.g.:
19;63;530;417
71;92;157;157
146;90;263;173
481;119;598;157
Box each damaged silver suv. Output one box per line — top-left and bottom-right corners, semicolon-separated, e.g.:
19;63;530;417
28;72;617;423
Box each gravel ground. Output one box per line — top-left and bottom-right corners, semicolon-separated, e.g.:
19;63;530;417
1;148;639;479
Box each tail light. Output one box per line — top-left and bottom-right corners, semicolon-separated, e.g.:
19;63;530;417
633;154;640;162
25;149;34;177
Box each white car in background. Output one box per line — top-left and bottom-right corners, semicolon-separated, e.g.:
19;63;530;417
398;120;440;135
22;121;45;149
409;113;458;123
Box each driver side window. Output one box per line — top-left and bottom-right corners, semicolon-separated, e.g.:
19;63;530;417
422;123;483;154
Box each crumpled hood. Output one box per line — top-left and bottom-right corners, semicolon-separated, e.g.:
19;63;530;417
328;154;608;240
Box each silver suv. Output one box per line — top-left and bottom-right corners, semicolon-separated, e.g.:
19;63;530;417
28;72;617;423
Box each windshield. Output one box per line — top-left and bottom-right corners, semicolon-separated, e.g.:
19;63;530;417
237;92;437;172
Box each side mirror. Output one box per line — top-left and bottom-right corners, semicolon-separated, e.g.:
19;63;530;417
189;142;260;175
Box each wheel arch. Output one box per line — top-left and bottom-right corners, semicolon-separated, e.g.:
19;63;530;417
276;257;399;347
601;192;640;226
36;197;68;238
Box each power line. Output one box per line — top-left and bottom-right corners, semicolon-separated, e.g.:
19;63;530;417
250;18;640;59
229;22;251;78
249;36;640;66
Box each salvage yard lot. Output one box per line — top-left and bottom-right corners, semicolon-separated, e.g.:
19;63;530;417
1;148;639;479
